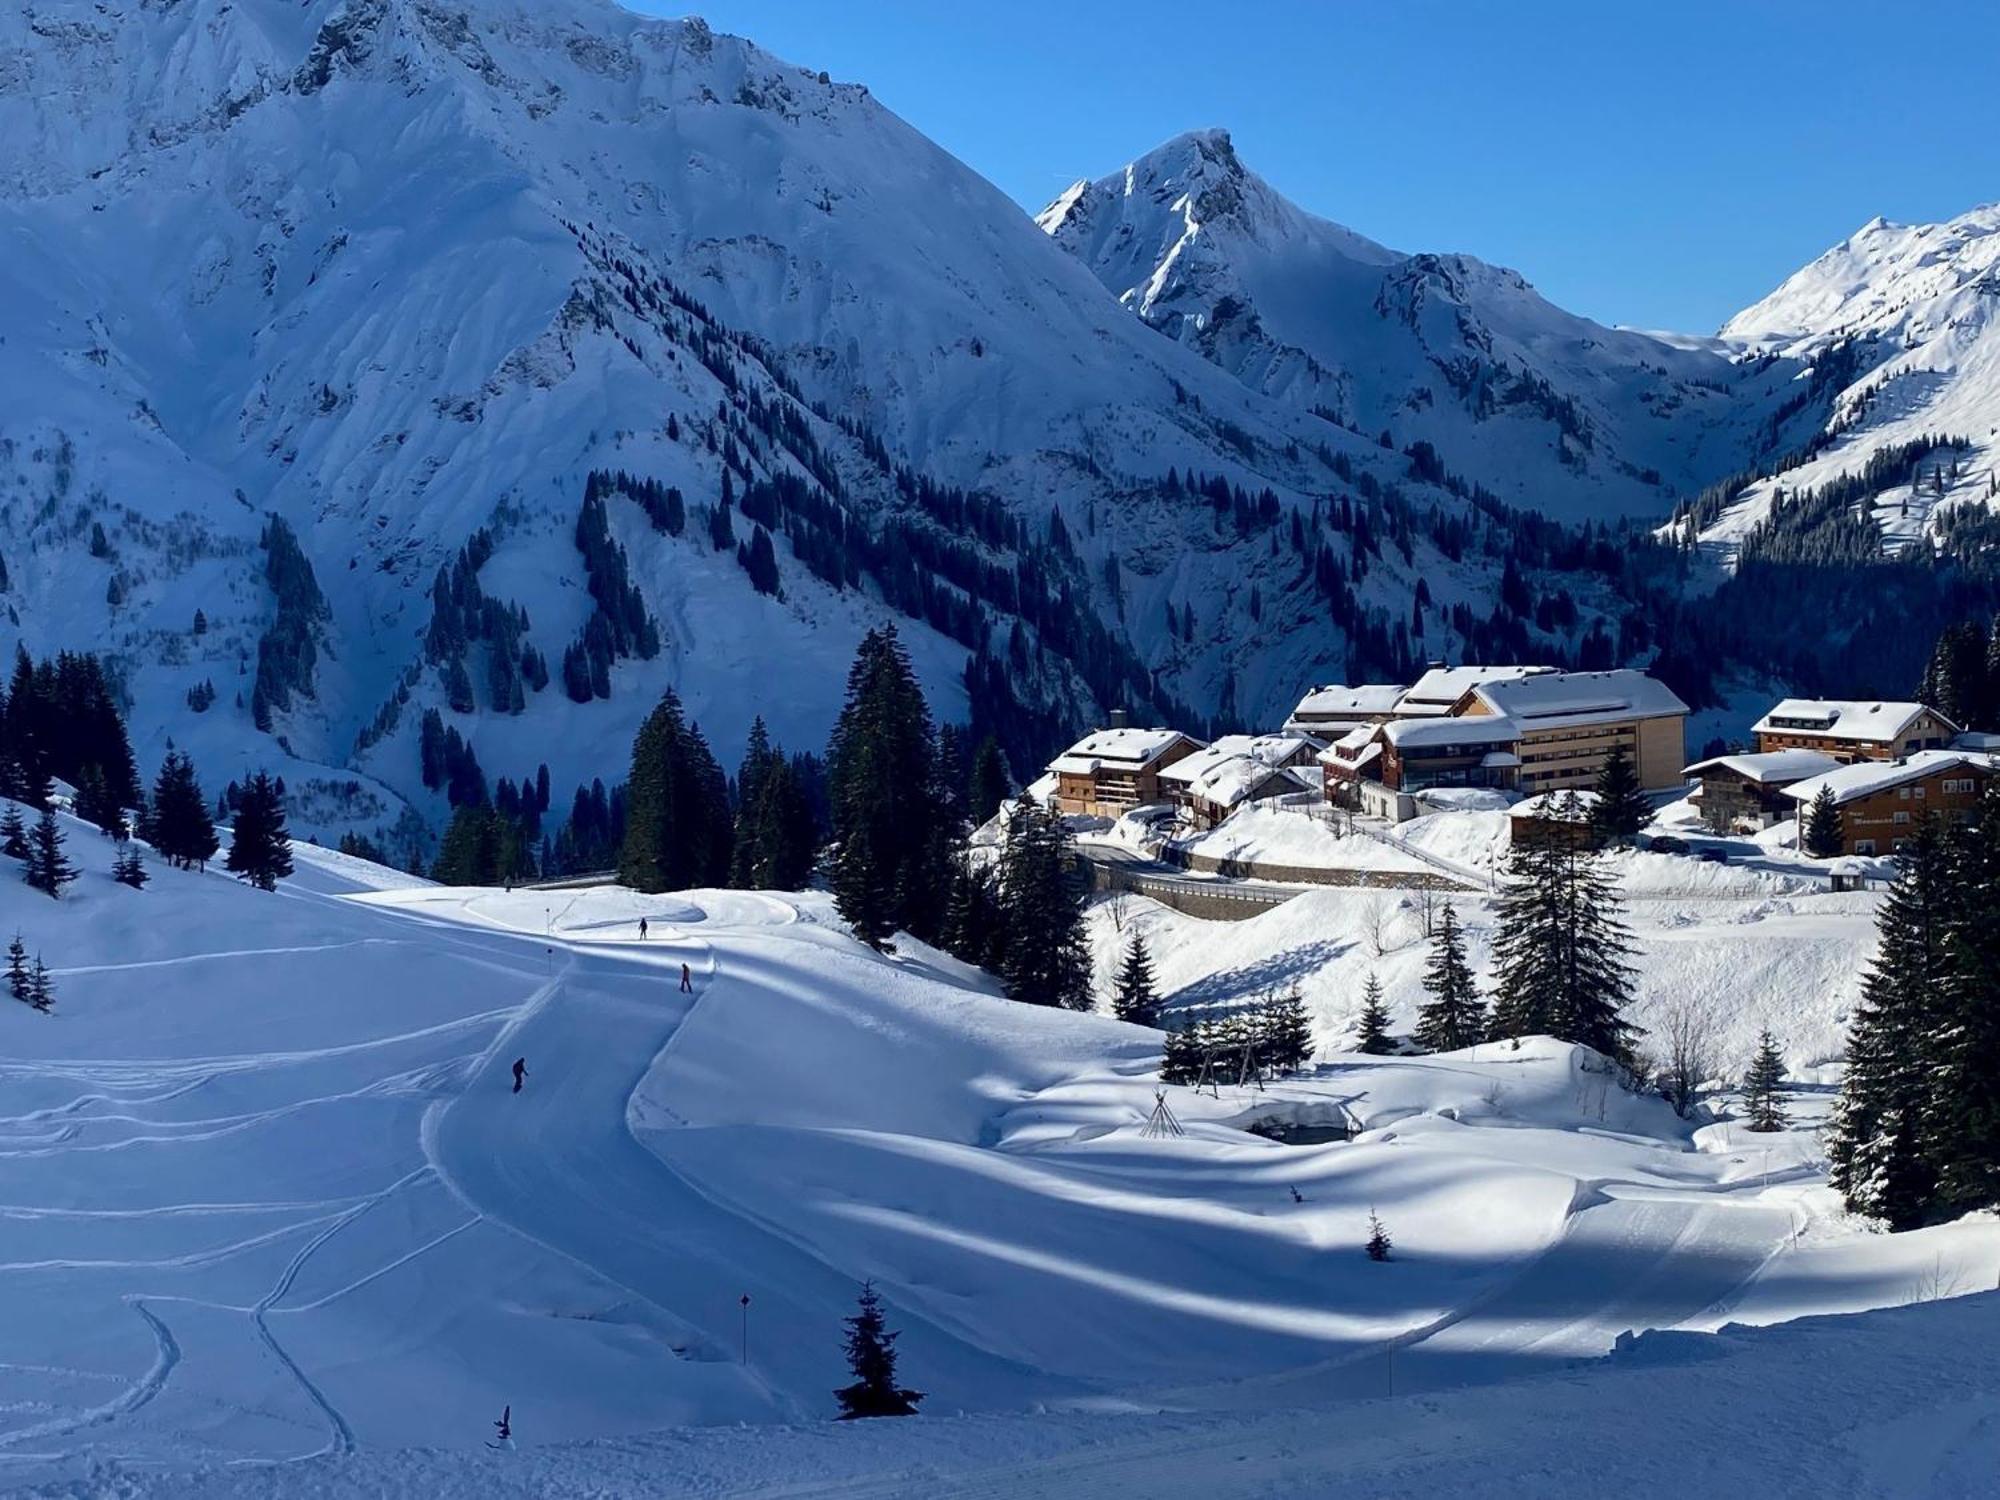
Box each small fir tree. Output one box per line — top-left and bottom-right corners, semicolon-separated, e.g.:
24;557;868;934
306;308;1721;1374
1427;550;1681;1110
1160;1023;1203;1086
1742;1029;1788;1132
150;751;219;870
1414;904;1485;1053
26;956;52;1014
0;803;25;860
23;807;75;898
1112;933;1161;1027
113;845;149;889
224;772;294;891
996;798;1091;1010
5;933;28;1002
1589;746;1650;843
1365;1211;1392;1262
1354;973;1395;1055
1803;785;1843;859
833;1282;923;1419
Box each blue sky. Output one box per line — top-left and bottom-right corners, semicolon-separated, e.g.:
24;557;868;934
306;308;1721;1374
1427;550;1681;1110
622;1;2000;334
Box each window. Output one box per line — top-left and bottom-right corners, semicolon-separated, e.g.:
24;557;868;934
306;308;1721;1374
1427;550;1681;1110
1893;811;1910;825
1914;786;1926;799
1898;787;1911;800
1855;840;1877;855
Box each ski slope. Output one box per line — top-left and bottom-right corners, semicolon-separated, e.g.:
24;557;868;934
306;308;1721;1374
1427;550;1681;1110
0;811;1992;1492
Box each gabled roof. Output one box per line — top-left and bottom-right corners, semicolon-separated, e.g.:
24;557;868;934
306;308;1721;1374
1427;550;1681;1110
1399;664;1555;715
1158;733;1313;785
1182;759;1310;810
1753;699;1958;743
1683;749;1840;785
1781;750;1996;808
1286;683;1406;724
1050;726;1200;774
1470;669;1688;728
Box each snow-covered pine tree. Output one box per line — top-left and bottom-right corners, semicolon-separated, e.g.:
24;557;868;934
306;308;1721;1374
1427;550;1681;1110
224;772;294;891
1741;1029;1788;1132
1257;988;1314;1075
23;807;75;898
833;1282;923;1419
1112;932;1161;1027
996;798;1091;1010
1354;972;1395;1055
1365;1211;1392;1262
113;845;148;889
5;933;27;1002
26;956;52;1014
1489;794;1636;1065
0;802;25;861
74;766;125;839
1828;815;1954;1227
1803;784;1843;859
1414;904;1484;1052
150;751;219;870
967;735;1011;826
1589;746;1649;843
618;690;734;894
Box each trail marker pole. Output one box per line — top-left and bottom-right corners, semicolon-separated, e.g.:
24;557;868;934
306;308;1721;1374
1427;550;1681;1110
740;1293;751;1365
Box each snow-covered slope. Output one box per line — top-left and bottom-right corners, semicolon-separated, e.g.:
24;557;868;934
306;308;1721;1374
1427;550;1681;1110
1040;130;1795;521
3;0;1569;856
1677;205;2000;559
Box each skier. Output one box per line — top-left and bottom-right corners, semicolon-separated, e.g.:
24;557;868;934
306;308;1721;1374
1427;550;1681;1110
639;917;648;941
680;963;693;994
490;1404;513;1451
511;1057;527;1094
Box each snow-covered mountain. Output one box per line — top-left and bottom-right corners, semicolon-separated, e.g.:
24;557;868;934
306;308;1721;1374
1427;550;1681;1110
2;0;1633;854
1039;129;1798;522
1674;205;2000;560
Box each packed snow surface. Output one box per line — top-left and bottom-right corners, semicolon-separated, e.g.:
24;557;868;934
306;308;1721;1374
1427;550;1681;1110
0;804;1989;1494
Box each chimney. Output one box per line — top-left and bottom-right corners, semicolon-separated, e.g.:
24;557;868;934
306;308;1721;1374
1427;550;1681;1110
1107;707;1131;731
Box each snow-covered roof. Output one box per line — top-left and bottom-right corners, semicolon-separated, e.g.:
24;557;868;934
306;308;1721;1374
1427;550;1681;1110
1781;750;1995;807
1752;699;1956;743
1682;749;1841;785
1051;726;1199;771
1954;731;2000;752
1398;664;1555;714
1182;759;1309;810
1512;789;1602;821
1470;669;1688;727
1286;683;1406;726
1157;733;1310;785
1381;715;1519;749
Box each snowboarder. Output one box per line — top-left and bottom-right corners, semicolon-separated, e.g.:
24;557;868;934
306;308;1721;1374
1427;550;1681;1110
511;1057;527;1094
489;1404;513;1451
680;963;693;994
639;917;648;941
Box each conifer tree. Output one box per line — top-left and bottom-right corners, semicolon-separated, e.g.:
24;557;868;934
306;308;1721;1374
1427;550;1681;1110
5;933;28;1002
1489;796;1636;1064
1828;816;1954;1227
1160;1022;1203;1085
113;845;148;889
1803;784;1843;859
26;956;52;1014
996;798;1091;1009
23;807;75;898
150;751;219;870
941;854;1005;971
833;1282;923;1419
1414;904;1485;1052
225;772;293;891
1354;972;1395;1055
1365;1211;1392;1262
967;736;1011;826
1742;1029;1789;1132
74;766;124;839
1257;988;1314;1075
0;803;25;861
1111;932;1161;1027
619;691;734;893
826;629;950;946
1927;786;2000;1214
1589;746;1649;843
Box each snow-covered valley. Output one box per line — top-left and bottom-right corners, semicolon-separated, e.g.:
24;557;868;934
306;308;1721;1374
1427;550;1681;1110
0;805;1987;1495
